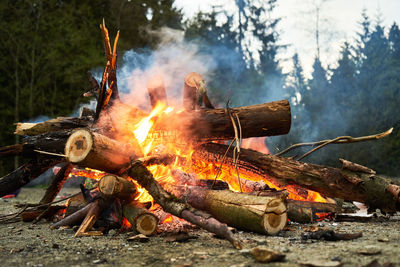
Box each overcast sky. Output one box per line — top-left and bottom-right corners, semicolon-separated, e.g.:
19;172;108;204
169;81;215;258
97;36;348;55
174;0;400;77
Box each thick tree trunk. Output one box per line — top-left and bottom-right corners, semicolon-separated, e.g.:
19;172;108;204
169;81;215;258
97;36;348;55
154;100;291;142
194;143;400;213
65;129;143;173
164;185;287;235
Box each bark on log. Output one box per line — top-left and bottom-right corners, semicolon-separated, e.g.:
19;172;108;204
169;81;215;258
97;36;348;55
98;174;137;200
183;72;214;109
39;163;72;204
122;203;158;236
50;201;94;229
147;75;167;109
0;158;59;197
286;200;339;223
153;100;291;142
14;117;92;136
65;129;143;173
126;160;242;249
194;143;400;213
165;185;287;235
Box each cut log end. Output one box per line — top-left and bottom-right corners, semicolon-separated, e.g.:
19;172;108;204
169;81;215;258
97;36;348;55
65;129;93;163
99;175;137;200
135;213;158;236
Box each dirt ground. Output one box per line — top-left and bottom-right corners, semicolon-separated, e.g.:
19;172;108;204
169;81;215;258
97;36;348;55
0;188;399;267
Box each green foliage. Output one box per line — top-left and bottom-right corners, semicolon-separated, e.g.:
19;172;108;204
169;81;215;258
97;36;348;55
0;0;182;176
285;12;400;175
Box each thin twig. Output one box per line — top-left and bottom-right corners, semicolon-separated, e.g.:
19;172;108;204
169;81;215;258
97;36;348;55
275;128;393;157
33;149;66;157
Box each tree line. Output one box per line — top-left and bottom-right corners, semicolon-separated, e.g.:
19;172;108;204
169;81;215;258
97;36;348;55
0;1;399;177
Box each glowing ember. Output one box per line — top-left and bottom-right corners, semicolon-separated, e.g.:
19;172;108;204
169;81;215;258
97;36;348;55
161;214;173;224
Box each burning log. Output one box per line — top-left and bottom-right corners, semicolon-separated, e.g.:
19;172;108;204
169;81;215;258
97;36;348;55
154;99;291;142
50;201;94;229
194;143;400;213
126;160;242;249
147;75;168;108
164;185;287;235
0;158;60;198
65;129;143;173
74;199;103;237
122;203;158;236
183;72;214;109
98;174;137;200
286;200;339;223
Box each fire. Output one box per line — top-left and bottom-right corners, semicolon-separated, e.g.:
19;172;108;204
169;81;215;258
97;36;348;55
127;101;329;204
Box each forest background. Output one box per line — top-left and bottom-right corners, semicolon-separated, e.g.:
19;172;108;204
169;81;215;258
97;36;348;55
0;0;399;177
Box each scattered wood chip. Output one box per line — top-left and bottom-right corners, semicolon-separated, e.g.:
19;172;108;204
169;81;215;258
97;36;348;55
127;234;149;243
377;237;389;242
300;260;343;267
357;246;381;255
250;246;285;263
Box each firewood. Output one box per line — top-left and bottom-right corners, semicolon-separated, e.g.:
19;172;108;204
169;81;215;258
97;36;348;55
126;160;242;249
39;163;72;204
286;200;339;223
0;158;60;197
98;174;137;200
64;129;143;173
147;75;168;108
183;72;214;110
14;117;92;136
21;205;66;222
122;203;158;236
153;99;291;142
75;199;103;237
194;143;400;213
164;184;287;235
50;201;94;229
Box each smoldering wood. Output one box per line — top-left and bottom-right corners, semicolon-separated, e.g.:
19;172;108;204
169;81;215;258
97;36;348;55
147;75;168;108
164;184;287;235
0;158;60;198
65;129;143;173
286;200;339;223
126;160;242;249
14;117;93;136
194;143;400;213
153;99;291;142
74;199;103;237
122;203;158;236
39;163;72;204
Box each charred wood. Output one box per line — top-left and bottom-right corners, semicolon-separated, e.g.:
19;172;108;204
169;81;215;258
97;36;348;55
194;143;400;213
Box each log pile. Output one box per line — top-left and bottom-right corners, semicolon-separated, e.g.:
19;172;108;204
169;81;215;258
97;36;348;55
0;20;399;249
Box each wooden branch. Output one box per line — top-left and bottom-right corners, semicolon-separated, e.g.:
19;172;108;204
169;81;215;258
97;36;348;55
100;19;112;64
340;158;376;174
14;117;92;136
39;163;72;204
164;184;287;235
122;203;158;236
98;174;137;200
65;129;143;173
126;160;242;249
50;201;94;229
276;128;393;157
74;199;103;237
152;100;291;142
147;75;167;109
194;143;400;213
0;158;60;197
